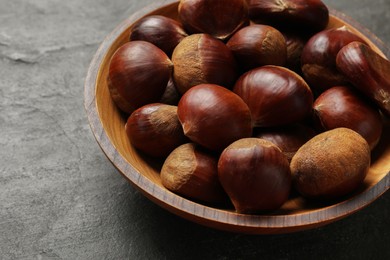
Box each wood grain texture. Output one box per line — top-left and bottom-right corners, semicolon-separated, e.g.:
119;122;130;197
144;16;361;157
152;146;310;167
84;0;390;234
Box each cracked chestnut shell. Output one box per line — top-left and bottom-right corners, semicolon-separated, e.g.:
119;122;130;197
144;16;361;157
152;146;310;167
336;41;390;117
218;138;291;213
233;65;313;127
177;84;253;152
108;41;173;113
161;143;228;204
226;24;287;71
172;33;238;94
301;26;367;93
313;86;383;150
247;0;329;33
125;103;187;158
129;15;188;56
178;0;248;40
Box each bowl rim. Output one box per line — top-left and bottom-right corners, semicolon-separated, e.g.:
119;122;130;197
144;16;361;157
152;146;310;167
84;0;390;234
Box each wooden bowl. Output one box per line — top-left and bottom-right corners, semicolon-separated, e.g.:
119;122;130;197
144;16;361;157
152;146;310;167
84;0;390;234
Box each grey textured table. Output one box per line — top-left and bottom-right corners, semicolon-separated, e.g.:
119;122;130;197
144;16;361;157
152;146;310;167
1;0;389;259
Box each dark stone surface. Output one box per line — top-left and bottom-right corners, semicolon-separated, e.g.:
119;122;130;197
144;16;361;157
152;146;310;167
0;0;389;259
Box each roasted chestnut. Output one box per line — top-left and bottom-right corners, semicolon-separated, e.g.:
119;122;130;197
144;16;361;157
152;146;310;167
301;26;367;93
161;143;228;204
108;41;173;113
178;0;248;40
125;103;187;158
290;128;370;200
247;0;329;33
233;65;313;127
336;41;390;117
218;138;291;213
129;15;188;56
313;86;383;150
226;24;287;71
172;33;238;94
177;84;253;152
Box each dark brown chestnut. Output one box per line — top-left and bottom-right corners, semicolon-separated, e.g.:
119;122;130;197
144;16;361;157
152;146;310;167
177;84;253;152
129;15;188;56
178;0;248;41
254;124;316;161
290;128;370;200
247;0;329;33
172;34;238;94
313;86;383;150
108;41;173;113
161;143;228;204
218;138;291;213
159;78;181;105
125;103;187;158
233;65;313;127
336;41;390;117
283;31;308;73
226;24;287;71
301;26;367;93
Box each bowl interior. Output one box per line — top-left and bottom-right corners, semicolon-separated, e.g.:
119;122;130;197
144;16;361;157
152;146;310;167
86;1;390;234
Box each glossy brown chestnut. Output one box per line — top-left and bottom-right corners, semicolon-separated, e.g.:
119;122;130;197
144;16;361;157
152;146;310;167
125;103;187;158
129;15;188;56
178;0;248;41
177;84;253;152
172;34;238;94
336;41;390;117
233;65;313;127
218;138;291;213
247;0;329;33
254;124;316;161
161;143;228;204
301;26;367;93
226;24;287;71
108;41;173;113
290;128;370;200
313;86;383;150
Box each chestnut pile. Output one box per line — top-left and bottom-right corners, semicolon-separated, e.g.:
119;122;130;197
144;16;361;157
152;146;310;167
108;0;390;214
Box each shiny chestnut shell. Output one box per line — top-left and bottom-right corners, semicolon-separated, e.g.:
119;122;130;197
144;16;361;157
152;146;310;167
178;0;248;40
177;84;253;151
218;138;291;213
233;65;313;127
301;26;367;93
313;86;383;150
336;41;390;117
226;24;287;71
108;41;173;113
125;103;187;158
129;15;188;56
247;0;329;33
172;34;238;94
